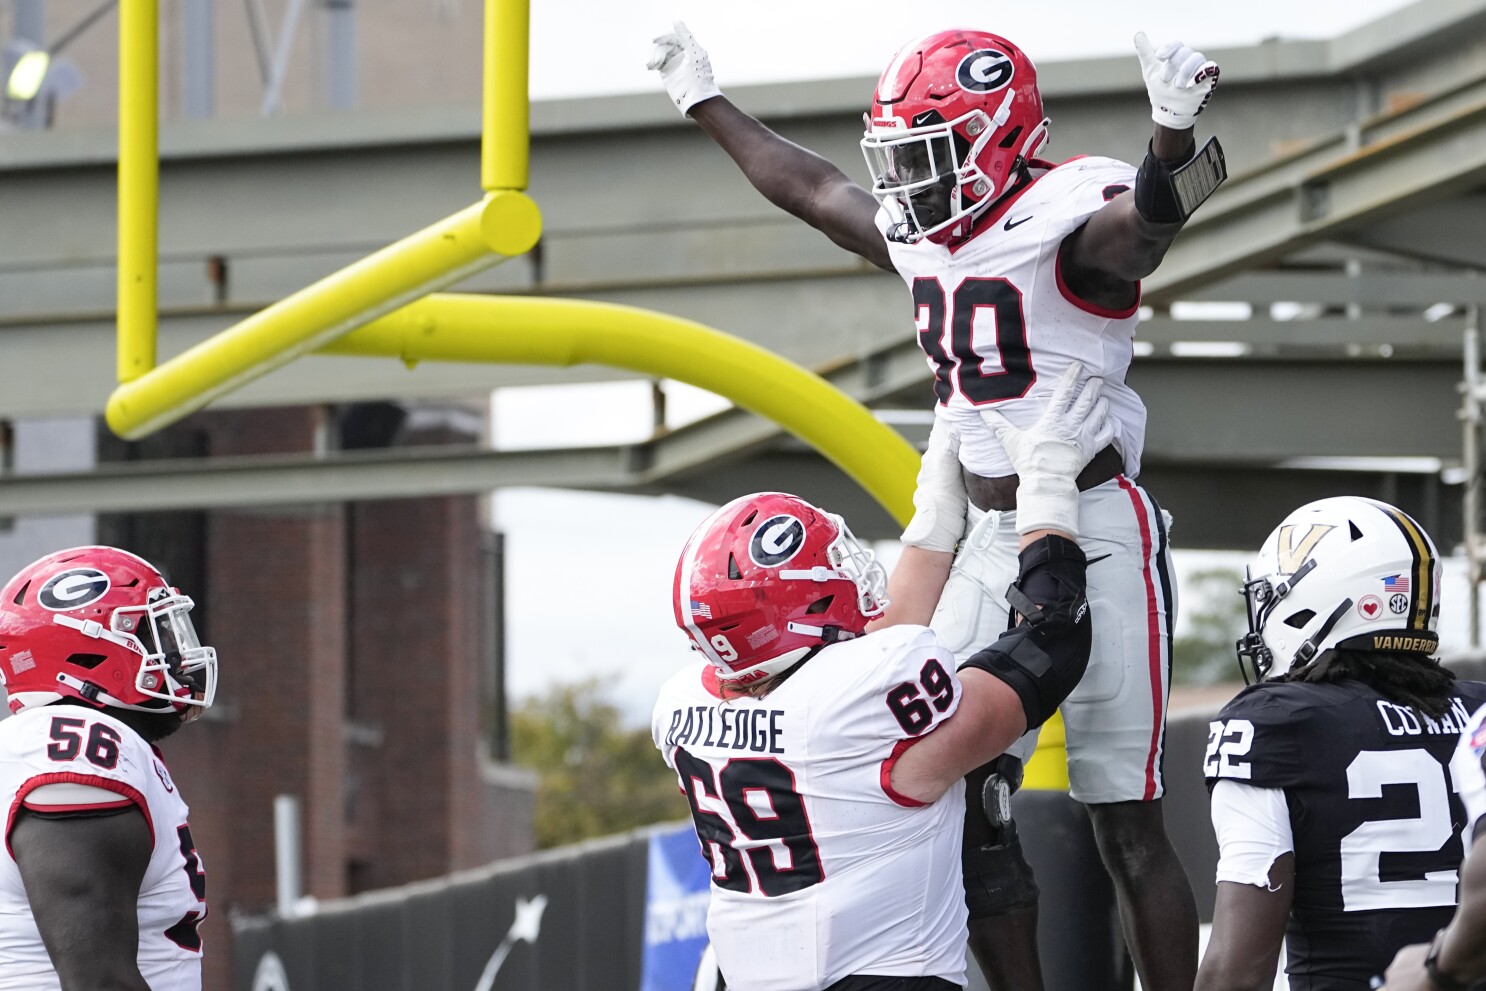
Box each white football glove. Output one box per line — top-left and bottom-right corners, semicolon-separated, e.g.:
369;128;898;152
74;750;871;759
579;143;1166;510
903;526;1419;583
1133;32;1219;130
647;21;722;116
900;416;968;553
981;363;1116;537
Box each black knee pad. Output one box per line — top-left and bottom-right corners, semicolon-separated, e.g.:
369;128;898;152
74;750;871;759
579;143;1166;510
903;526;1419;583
962;826;1040;919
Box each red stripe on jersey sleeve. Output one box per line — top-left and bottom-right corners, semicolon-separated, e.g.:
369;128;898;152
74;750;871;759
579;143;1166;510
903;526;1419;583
6;772;154;859
880;737;932;807
1055;250;1141;319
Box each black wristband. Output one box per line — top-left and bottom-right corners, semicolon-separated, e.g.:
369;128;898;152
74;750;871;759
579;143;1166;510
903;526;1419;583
1134;135;1228;224
1426;929;1469;991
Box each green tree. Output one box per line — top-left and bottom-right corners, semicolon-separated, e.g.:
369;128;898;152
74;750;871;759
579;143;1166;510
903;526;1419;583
1172;568;1249;687
510;679;690;848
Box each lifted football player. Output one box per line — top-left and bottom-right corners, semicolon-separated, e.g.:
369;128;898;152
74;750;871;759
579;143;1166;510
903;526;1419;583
0;547;217;991
649;23;1222;991
1196;498;1486;991
655;369;1105;991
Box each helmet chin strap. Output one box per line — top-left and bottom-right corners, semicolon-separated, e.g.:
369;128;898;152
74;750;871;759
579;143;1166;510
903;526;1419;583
779;566;846;582
52;613;139;652
1288;598;1355;673
785;622;858;641
54;671;179;714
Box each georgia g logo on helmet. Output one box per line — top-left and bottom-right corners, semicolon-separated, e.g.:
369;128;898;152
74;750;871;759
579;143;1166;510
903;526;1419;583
750;515;807;568
956;49;1014;94
36;568;111;611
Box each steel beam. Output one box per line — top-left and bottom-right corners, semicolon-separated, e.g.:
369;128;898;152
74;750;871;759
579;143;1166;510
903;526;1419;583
0;441;1459;552
0;444;631;517
1188;271;1486;307
1146;73;1486;301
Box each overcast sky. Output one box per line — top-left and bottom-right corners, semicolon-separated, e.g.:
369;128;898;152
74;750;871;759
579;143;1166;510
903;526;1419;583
499;0;1431;723
527;0;1420;100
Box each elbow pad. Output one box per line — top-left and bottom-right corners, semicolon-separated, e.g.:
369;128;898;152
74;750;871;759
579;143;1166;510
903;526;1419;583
900;417;968;553
957;535;1091;729
1134;135;1228;224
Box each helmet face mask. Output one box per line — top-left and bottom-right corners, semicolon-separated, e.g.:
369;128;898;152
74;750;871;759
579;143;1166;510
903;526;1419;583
861;30;1049;244
0;547;217;718
862;124;970;236
115;587;217;714
1234;497;1441;683
674;493;889;688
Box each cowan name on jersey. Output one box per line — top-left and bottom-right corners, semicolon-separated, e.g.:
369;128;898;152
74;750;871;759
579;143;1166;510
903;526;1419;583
652;625;968;991
879;156;1147;478
0;706;205;991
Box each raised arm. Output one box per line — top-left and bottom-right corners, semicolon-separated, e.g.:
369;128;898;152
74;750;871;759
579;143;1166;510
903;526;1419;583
649;23;893;271
1061;34;1225;295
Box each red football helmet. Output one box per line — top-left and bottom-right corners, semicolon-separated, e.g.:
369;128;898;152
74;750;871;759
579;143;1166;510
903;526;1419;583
861;29;1050;244
0;546;217;718
673;492;890;687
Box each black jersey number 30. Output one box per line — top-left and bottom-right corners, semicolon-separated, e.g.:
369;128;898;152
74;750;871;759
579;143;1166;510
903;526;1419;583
913;277;1035;406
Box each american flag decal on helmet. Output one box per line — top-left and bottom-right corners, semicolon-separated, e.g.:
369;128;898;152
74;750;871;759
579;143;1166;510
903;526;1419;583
689;599;712;619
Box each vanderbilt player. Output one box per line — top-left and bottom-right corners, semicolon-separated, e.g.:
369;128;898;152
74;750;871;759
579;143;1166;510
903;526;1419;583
1195;498;1486;991
649;23;1223;991
0;546;216;991
654;370;1105;991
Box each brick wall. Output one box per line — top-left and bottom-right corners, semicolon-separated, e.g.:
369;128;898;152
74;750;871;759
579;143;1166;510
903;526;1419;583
98;405;535;991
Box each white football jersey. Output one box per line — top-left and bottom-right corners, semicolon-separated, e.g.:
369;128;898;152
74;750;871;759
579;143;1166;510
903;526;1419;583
879;156;1147;478
0;707;204;991
652;625;968;991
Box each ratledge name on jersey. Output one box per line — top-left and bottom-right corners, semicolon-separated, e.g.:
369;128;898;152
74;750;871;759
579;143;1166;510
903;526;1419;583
662;703;786;754
1376;695;1477;738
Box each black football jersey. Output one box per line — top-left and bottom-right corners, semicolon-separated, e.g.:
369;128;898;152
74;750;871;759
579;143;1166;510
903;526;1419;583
1205;677;1486;991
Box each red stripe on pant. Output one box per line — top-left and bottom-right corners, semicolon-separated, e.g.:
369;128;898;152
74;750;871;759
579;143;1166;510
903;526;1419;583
1117;475;1164;801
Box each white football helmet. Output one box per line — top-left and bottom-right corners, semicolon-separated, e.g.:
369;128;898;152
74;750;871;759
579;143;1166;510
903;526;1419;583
1236;496;1441;683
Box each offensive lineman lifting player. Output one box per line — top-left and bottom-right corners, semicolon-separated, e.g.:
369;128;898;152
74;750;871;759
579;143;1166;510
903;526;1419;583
649;23;1224;991
656;367;1109;991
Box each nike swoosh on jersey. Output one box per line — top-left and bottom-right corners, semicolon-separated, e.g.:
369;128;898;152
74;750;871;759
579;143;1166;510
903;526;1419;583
1085;554;1113;566
1004;215;1033;230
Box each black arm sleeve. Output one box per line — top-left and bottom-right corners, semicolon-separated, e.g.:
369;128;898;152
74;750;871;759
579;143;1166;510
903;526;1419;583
957;535;1091;729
